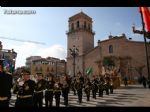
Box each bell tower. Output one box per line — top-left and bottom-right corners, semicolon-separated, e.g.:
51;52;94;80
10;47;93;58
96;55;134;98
66;11;95;76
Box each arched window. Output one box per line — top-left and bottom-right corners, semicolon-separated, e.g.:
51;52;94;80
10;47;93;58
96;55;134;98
71;23;74;30
77;21;80;28
109;45;113;53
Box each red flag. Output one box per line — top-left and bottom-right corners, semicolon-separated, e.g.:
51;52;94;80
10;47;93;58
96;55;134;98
139;7;150;32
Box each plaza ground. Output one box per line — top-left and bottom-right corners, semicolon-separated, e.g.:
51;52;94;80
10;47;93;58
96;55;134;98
9;84;150;107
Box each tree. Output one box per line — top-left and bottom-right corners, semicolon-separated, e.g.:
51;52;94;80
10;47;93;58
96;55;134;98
103;56;115;67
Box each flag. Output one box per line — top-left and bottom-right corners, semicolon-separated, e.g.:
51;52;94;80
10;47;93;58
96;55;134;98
86;67;93;75
139;7;150;32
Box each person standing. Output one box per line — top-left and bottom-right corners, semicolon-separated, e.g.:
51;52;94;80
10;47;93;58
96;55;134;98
45;75;55;107
98;76;104;97
142;76;147;88
84;78;91;101
123;76;128;87
71;77;77;95
61;76;69;107
0;60;13;107
104;74;110;95
53;78;62;107
147;79;150;89
109;78;114;94
33;73;46;107
91;76;98;99
13;70;35;107
75;77;83;103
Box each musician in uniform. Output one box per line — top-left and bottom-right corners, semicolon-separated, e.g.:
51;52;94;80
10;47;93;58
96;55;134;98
61;76;69;107
104;74;110;95
33;73;46;107
84;78;91;101
45;75;55;107
109;78;114;94
0;60;13;107
71;77;77;95
98;76;104;97
65;74;71;93
13;70;35;107
75;77;83;103
53;77;62;107
91;76;98;99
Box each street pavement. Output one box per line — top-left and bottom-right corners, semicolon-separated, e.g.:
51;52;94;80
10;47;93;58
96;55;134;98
9;84;150;107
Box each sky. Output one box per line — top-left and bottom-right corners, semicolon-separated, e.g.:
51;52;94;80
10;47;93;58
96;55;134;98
0;7;149;68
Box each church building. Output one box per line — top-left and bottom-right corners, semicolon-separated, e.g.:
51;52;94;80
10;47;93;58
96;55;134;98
66;12;150;81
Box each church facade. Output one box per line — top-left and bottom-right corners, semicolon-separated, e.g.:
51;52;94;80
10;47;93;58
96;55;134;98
66;12;150;81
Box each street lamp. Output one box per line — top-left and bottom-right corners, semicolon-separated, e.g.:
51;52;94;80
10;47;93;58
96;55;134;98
132;24;150;80
69;45;79;77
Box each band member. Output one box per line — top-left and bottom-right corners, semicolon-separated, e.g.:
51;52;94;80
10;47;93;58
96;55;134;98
98;76;104;97
75;77;83;103
79;74;84;84
61;76;69;107
123;76;128;87
91;76;98;99
71;77;77;95
0;60;13;107
64;74;71;93
104;74;110;95
53;78;62;107
13;70;35;107
45;75;55;107
84;78;91;101
142;76;147;88
109;78;114;94
33;73;46;107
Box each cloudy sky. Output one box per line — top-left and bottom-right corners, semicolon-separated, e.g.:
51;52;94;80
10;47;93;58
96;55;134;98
0;7;149;68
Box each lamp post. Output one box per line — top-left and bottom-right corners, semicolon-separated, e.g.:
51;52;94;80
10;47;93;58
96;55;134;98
69;45;79;77
132;23;150;80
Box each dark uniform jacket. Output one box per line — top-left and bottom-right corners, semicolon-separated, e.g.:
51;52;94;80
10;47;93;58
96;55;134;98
14;79;35;97
54;83;62;98
35;79;46;92
84;81;91;95
75;81;83;91
62;82;69;96
46;80;55;91
91;79;98;91
0;71;12;98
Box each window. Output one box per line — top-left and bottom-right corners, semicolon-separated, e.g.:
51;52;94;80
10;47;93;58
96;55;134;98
109;45;113;53
71;23;74;30
77;21;80;28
